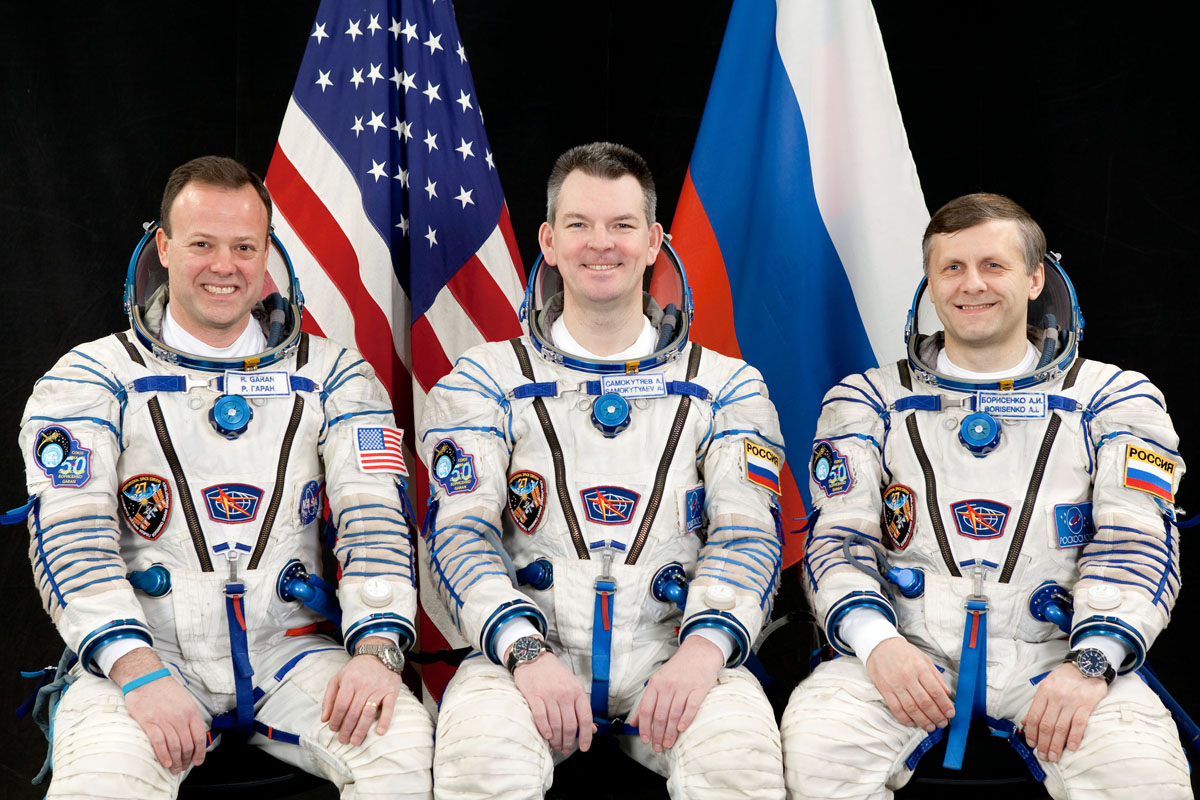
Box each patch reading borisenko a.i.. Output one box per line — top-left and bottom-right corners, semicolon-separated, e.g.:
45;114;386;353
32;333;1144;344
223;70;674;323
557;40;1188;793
810;440;851;497
1123;444;1177;503
881;484;916;550
34;425;92;489
120;474;171;540
507;470;547;534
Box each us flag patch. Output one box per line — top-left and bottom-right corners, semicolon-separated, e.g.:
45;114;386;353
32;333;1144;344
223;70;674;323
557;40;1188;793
355;426;408;476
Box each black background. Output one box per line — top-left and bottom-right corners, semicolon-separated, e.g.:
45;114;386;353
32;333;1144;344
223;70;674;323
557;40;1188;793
1;2;1197;797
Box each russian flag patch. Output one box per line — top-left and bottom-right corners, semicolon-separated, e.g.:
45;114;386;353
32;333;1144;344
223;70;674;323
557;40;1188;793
743;440;782;496
1123;444;1177;502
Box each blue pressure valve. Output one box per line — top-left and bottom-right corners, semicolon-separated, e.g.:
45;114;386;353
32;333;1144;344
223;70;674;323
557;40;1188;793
591;393;631;438
959;412;1001;457
652;563;689;611
515;558;554;591
127;564;172;597
210;394;253;439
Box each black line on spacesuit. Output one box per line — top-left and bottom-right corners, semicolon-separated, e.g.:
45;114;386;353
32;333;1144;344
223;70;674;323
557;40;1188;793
509;338;589;559
249;394;306;569
896;359;912;390
626;344;704;566
903;413;960;577
999;413;1062;583
114;332;214;571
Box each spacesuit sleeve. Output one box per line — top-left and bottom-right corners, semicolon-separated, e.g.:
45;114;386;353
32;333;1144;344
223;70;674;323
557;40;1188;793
417;346;546;665
800;370;896;657
318;347;418;653
680;360;785;668
1072;365;1184;672
18;341;153;675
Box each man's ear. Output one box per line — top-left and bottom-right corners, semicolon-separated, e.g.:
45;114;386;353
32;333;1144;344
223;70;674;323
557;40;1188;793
538;221;556;266
646;221;664;262
155;227;170;269
1028;261;1046;300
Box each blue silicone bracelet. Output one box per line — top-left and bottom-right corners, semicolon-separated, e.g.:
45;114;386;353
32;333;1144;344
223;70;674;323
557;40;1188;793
121;667;172;695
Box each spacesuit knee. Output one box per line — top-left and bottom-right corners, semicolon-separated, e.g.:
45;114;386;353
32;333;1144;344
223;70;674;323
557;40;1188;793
432;657;553;800
46;674;181;800
665;667;784;800
780;661;923;800
1041;678;1192;800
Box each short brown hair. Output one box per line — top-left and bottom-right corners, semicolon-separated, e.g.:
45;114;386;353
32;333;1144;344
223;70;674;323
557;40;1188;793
922;192;1045;274
160;156;272;236
546;142;656;226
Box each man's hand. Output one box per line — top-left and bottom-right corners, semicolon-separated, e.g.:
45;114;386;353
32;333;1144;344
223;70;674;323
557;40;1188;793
629;635;724;753
864;637;955;732
321;636;405;745
111;647;207;774
1022;662;1108;763
510;645;593;755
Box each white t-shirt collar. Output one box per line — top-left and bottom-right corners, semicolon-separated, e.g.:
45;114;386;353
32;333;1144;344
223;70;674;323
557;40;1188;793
161;304;266;360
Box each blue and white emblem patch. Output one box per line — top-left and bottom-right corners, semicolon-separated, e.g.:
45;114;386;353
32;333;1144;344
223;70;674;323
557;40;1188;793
811;440;851;497
432;439;478;495
34;425;92;489
684;486;705;533
202;483;264;524
299;480;322;526
950;499;1011;540
580;486;640;525
1054;502;1095;549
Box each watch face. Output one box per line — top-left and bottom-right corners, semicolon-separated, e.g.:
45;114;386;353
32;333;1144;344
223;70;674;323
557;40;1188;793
381;646;402;671
513;637;543;662
1075;648;1107;678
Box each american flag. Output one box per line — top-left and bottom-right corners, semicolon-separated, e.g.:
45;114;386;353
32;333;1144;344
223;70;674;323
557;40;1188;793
355;426;409;475
266;0;525;701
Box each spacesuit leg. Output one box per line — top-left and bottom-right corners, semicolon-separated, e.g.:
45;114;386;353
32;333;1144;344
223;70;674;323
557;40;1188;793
45;670;193;800
622;666;785;799
1022;673;1192;800
432;654;556;800
780;658;928;800
253;648;434;799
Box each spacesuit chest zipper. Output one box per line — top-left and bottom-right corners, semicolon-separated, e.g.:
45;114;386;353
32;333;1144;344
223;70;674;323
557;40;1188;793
904;413;959;577
147;395;213;572
998;413;1062;583
625;344;703;566
249;394;306;569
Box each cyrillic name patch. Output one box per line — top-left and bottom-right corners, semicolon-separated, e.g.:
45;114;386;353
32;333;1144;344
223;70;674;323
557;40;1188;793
33;425;92;489
507;470;546;534
1054;502;1095;549
881;484;916;550
202;483;264;524
600;373;667;398
225;370;290;398
1123;444;1177;502
975;391;1046;419
950;499;1010;540
580;486;640;525
744;440;782;495
120;474;171;540
299;479;322;526
810;440;850;497
432;438;478;495
354;426;408;476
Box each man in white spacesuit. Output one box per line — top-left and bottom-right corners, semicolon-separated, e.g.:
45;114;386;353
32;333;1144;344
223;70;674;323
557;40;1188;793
780;193;1191;799
18;156;433;798
419;142;786;799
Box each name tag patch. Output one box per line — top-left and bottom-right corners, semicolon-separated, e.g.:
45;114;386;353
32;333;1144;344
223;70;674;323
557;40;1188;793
1123;444;1177;502
1054;502;1095;549
976;391;1046;419
508;470;547;534
203;483;264;524
881;484;916;550
600;373;667;398
432;438;478;495
225;370;290;398
810;440;850;498
950;499;1011;539
120;474;171;540
34;425;91;489
745;440;782;495
581;486;640;525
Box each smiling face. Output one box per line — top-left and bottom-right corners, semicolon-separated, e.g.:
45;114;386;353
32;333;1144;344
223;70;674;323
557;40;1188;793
155;181;270;347
926;218;1045;369
537;170;663;321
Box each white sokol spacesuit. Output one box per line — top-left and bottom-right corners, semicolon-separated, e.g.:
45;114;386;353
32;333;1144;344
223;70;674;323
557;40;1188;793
418;245;786;799
17;227;432;799
780;259;1191;799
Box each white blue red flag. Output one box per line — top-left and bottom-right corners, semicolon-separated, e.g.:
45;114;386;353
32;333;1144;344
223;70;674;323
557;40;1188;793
354;426;409;475
266;0;525;701
671;0;929;566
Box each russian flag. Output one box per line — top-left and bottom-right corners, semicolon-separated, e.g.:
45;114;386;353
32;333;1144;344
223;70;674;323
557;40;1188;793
671;0;930;566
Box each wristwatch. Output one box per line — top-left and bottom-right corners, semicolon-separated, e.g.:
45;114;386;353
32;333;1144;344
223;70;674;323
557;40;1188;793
354;642;404;674
1064;647;1115;685
505;636;553;673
